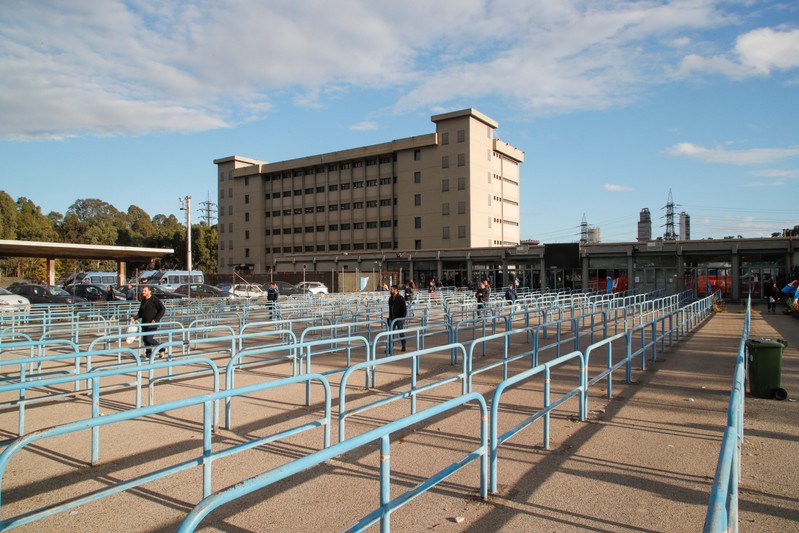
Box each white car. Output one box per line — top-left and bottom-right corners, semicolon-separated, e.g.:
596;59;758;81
0;287;30;309
296;281;328;295
229;283;266;298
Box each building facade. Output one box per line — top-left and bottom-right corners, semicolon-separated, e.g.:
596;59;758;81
215;109;524;275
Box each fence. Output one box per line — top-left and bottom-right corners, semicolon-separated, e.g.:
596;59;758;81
0;288;721;530
703;295;748;532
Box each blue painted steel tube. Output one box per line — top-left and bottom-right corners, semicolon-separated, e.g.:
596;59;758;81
466;329;536;393
178;392;488;533
338;343;468;442
582;331;630;415
489;350;585;494
380;435;391;533
303;335;370;405
0;349;142;439
704;296;748;533
0;373;331;530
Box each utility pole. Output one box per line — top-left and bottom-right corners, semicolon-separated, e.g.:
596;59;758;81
180;195;192;298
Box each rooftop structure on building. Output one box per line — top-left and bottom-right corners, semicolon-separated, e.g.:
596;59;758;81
638;208;652;242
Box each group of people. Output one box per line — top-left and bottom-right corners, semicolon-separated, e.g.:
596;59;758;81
475;279;518;314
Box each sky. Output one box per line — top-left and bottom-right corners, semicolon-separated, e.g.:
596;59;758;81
1;0;798;243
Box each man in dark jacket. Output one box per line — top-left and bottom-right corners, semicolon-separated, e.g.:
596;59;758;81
266;281;279;318
388;284;407;352
504;283;517;303
132;285;166;358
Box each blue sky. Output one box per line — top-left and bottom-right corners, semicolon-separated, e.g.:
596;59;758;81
1;0;797;242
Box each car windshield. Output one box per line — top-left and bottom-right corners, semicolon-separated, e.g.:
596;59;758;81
46;286;69;296
0;287;11;295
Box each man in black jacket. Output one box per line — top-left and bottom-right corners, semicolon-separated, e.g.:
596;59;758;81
388;284;407;352
132;285;166;359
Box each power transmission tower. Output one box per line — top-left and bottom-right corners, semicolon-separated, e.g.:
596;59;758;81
580;213;588;244
198;192;218;226
662;189;679;240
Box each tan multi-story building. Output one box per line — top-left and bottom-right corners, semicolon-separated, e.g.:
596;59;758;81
214;108;524;274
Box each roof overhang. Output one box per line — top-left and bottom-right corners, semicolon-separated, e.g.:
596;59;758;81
0;240;173;261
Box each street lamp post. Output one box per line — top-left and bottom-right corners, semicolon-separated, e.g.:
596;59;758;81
180;195;192;298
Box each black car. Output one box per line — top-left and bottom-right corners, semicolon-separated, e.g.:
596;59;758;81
140;284;187;300
272;281;311;297
9;284;86;304
174;283;235;299
65;284;126;302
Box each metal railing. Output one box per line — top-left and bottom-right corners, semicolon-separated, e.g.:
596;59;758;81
704;295;748;533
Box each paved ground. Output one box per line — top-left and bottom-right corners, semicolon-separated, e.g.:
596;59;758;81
458;303;799;533
1;303;797;532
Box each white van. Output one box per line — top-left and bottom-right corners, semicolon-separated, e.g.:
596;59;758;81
152;270;204;291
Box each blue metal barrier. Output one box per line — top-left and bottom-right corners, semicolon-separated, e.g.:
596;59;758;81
178;392;487;533
489;350;586;493
0;372;331;531
339;343;468;442
704;296;748;533
0;348;144;438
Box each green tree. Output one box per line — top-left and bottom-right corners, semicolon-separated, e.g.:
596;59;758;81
16;198;57;242
0;190;17;239
150;214;185;269
192;223;218;274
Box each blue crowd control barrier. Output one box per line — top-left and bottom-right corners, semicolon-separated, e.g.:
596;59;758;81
0;348;148;439
704;296;748;532
489;350;586;493
178;392;487;533
0;372;331;531
378;321;451;359
465;329;534;392
582;331;632;409
339;343;468;442
300;335;371;404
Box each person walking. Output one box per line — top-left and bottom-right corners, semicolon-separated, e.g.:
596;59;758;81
106;285;116;302
476;280;487;317
388;284;407;352
404;281;414;304
125;283;136;301
504;282;517;303
767;281;778;313
131;285;165;359
266;281;279;318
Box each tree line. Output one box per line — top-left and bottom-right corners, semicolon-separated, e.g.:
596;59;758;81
0;192;217;283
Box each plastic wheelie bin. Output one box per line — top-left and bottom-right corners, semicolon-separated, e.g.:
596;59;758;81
746;338;788;400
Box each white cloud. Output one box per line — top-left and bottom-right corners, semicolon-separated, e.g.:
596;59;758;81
0;0;793;140
665;143;799;165
604;184;633;192
744;180;785;187
676;27;799;79
750;169;799;178
349;121;379;132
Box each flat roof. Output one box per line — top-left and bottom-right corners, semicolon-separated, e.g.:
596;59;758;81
0;240;173;261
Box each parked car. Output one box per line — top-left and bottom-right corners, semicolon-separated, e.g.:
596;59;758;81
0;287;30;308
174;283;236;299
229;284;266;298
140;284;187;300
65;284;126;302
273;280;311;297
8;284;85;304
296;281;329;295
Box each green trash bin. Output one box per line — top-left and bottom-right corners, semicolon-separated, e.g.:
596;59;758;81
746;338;788;399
